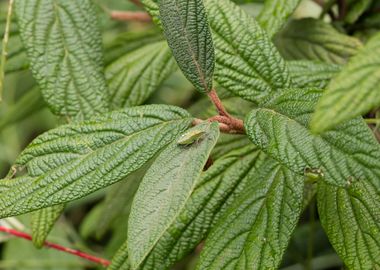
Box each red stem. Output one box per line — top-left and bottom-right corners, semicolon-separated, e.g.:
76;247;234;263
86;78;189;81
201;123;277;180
207;89;230;117
0;226;110;267
110;11;151;22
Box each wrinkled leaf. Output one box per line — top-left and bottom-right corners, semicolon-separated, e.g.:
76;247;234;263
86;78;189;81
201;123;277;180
197;160;303;270
0;105;192;218
159;0;215;93
275;18;362;64
15;0;109;119
311;32;380;133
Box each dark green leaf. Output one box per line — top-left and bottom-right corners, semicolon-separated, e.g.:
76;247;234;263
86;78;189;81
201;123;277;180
0;105;192;218
196;160;303;270
15;0;109;119
159;0;215;93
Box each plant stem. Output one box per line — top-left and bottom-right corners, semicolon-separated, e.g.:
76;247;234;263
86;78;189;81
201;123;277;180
306;199;316;270
0;226;110;267
365;118;380;124
0;0;14;102
110;11;151;22
206;89;245;134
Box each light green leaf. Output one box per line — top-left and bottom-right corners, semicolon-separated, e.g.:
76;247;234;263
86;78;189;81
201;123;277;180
257;0;301;38
196;159;303;270
288;60;341;89
0;105;192;218
106;41;177;108
275;18;362;64
311;32;380;133
245;88;380;188
206;0;291;103
318;180;380;269
127;122;219;269
14;0;109;119
159;0;215;93
31;204;65;248
110;145;266;270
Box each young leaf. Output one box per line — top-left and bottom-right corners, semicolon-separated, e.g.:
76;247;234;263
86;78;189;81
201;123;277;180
206;0;291;104
14;0;109;119
311;32;380;133
275;18;362;64
288;60;341;89
159;0;215;93
31;204;65;248
318;180;380;269
111;145;266;270
106;41;177;108
196;160;304;270
245;88;380;188
127;122;220;269
0;105;192;218
257;0;302;38
345;0;372;24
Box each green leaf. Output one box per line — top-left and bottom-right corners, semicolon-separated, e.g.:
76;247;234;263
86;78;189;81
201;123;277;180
110;145;266;270
14;0;109;119
106;41;177;108
288;60;341;89
141;0;289;103
127;122;219;269
196;159;304;270
31;204;65;248
257;0;301;38
311;32;380;133
206;0;291;103
345;0;372;24
245;88;380;188
275;18;362;64
159;0;215;93
0;105;192;218
0;87;45;131
318;180;380;269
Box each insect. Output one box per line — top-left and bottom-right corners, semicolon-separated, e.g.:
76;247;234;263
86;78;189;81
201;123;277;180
177;129;206;145
304;167;324;182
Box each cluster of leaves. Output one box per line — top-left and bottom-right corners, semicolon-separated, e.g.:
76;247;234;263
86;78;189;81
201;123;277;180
1;0;380;269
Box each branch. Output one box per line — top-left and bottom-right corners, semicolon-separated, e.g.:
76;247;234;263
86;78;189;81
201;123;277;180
0;226;110;267
110;11;151;22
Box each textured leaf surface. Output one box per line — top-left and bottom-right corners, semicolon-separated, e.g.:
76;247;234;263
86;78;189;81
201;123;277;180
288;60;341;89
245;88;380;188
127;122;219;269
141;0;290;103
31;204;65;248
197;160;303;270
311;32;380;133
106;41;177;108
257;0;301;37
275;18;362;64
15;0;109;119
318;180;380;269
110;145;266;270
0;105;192;218
206;0;291;103
159;0;215;93
245;87;380;268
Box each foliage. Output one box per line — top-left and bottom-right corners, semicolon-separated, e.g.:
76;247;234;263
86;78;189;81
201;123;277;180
0;0;380;270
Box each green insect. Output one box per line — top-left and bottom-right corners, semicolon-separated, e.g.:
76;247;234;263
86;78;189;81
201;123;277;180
304;167;324;183
177;129;206;145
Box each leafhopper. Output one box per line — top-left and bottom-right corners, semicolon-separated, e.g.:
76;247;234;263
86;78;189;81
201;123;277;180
177;129;206;145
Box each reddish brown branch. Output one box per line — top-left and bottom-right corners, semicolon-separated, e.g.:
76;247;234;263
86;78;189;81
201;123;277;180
110;11;151;22
0;226;110;267
207;89;230;117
